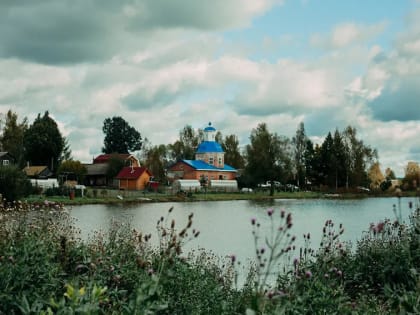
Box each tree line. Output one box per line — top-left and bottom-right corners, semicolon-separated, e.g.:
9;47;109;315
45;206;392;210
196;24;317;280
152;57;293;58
0;109;418;200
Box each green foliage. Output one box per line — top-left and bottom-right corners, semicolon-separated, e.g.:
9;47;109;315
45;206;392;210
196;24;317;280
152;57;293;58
222;134;245;169
245;123;292;195
106;154;128;181
1;200;419;314
0;110;28;167
168;125;200;161
23;111;65;172
102;116;142;154
58;160;87;183
0;165;32;201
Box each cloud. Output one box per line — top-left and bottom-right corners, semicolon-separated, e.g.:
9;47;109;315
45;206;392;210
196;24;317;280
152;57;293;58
0;0;282;65
310;22;387;49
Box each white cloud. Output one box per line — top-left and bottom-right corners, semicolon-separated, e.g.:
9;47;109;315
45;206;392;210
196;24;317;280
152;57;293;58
310;22;387;49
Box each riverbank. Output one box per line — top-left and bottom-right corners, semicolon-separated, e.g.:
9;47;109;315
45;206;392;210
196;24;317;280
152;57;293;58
23;189;417;205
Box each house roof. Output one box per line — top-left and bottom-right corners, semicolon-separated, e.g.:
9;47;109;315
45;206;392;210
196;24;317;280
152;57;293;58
0;152;14;159
116;167;151;179
93;154;138;164
196;141;224;153
84;163;109;175
23;166;51;177
182;160;237;172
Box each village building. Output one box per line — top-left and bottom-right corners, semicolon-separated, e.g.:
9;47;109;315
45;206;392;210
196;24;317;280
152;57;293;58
0;152;15;166
168;123;238;191
116;166;153;190
84;153;141;187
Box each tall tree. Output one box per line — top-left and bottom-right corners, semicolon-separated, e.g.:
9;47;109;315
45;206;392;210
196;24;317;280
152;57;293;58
368;162;385;190
292;122;308;188
102;116;142;154
342;126;377;188
403;161;420;190
331;129;347;190
143;144;169;183
245;123;292;195
23;111;64;172
221;134;245;169
0;110;28;167
168;125;200;161
319;132;334;187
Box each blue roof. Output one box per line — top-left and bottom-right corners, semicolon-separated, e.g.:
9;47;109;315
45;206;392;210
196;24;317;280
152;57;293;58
183;160;237;172
204;126;216;132
196;141;224;153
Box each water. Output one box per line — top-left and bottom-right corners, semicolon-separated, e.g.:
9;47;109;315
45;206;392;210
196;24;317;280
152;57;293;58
69;197;416;266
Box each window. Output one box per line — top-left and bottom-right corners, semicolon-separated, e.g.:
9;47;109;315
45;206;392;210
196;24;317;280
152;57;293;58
209;157;214;165
2;160;9;166
218;157;222;165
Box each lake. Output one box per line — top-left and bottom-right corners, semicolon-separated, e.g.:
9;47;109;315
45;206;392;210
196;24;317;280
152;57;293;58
69;197;416;267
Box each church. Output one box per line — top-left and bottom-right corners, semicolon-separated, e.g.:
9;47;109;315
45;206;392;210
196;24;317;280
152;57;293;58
167;123;237;184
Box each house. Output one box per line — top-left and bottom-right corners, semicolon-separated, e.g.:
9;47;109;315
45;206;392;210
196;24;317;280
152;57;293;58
23;165;53;179
83;163;109;186
84;153;140;187
167;123;238;187
116;166;152;190
93;154;140;167
0;152;15;166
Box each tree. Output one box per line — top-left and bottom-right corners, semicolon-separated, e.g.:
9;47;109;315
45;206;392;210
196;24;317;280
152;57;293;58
102;116;142;154
331;129;347;190
23;111;64;172
342;126;377;188
143;144;169;183
168;125;200;161
0;165;32;201
368;162;385;190
57;160;87;184
106;154;129;182
385;168;396;180
244;123;292;195
0;110;28;167
292;122;308;188
402;161;420;190
221;134;245;169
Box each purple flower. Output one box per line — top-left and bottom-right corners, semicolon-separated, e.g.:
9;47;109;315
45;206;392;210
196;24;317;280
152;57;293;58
251;218;256;225
305;270;312;278
267;208;274;216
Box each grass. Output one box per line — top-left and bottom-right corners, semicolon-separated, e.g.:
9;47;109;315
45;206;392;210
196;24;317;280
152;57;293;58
1;196;419;314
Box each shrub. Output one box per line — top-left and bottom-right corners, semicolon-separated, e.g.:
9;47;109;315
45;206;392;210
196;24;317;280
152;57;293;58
0;165;32;201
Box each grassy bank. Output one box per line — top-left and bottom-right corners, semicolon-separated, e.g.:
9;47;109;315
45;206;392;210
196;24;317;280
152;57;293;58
0;199;419;314
23;188;418;206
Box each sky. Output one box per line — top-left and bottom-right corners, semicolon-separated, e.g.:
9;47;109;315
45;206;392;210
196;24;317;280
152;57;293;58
1;0;419;177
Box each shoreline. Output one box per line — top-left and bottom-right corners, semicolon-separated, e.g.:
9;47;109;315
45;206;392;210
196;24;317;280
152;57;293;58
23;190;417;206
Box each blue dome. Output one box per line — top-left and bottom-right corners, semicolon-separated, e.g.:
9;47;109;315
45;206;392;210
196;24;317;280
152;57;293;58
196;141;224;153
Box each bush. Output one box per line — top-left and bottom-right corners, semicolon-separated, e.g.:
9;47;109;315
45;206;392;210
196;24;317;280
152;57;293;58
0;165;32;201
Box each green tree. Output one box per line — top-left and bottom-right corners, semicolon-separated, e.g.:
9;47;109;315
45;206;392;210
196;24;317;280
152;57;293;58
0;165;32;201
221;134;245;169
106;154;128;182
0;110;28;167
331;129;347;190
57;160;87;184
102;116;142;154
168;125;200;161
143;144;169;183
402;161;420;190
23;111;64;172
292;122;308;188
244;123;292;196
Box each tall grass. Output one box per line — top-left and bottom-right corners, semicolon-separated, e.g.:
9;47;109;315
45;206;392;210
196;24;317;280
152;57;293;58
0;197;418;314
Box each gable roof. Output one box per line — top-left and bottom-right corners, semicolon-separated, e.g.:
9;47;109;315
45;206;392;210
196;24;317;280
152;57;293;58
23;166;52;177
116;167;151;180
0;152;15;159
93;154;138;164
182;160;237;172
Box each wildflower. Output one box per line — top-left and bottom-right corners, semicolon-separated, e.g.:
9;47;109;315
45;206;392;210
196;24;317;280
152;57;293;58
305;270;312;278
230;254;236;264
267;208;274;216
147;268;154;275
251;218;256;225
293;258;299;266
